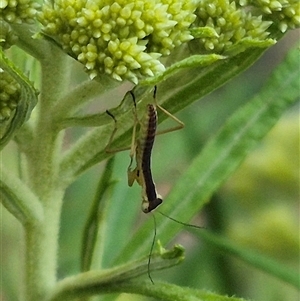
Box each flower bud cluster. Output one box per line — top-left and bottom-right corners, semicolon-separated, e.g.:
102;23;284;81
38;0;197;83
195;0;273;52
244;0;300;32
0;0;40;24
0;69;21;120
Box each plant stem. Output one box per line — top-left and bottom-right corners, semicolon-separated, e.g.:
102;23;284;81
24;190;64;300
22;49;71;301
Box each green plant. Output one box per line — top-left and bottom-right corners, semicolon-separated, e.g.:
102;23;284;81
1;1;299;300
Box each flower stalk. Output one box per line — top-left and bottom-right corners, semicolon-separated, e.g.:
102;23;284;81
22;49;71;300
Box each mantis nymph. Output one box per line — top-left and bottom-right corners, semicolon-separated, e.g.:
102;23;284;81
106;86;184;213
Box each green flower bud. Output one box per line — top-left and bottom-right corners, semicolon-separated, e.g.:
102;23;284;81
275;1;300;32
0;0;40;24
38;0;197;83
239;0;300;32
0;68;21;121
194;0;273;53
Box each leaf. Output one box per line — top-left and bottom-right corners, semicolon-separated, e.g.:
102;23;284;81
140;54;226;85
0;49;38;149
48;244;184;301
81;157;116;272
192;229;300;289
114;45;300;263
224;38;275;56
108;281;250;301
49;242;249;300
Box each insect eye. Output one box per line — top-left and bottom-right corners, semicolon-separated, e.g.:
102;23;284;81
141;201;150;213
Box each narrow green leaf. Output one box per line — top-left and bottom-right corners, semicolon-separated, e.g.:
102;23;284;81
114;45;300;263
140;54;226;85
48;244;184;301
224;38;275;56
50;279;249;301
105;281;250;301
191;229;300;289
81;157;116;272
0;49;38;149
157;47;273;118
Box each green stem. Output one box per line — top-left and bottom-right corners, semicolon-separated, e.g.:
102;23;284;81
54;76;119;124
23;48;71;300
11;24;53;60
24;191;64;300
0;168;43;225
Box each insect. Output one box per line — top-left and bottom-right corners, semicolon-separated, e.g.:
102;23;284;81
106;86;184;213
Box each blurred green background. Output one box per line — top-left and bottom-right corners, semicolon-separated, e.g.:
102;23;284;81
1;31;299;301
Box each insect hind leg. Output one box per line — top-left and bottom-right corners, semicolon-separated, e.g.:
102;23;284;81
153;86;184;136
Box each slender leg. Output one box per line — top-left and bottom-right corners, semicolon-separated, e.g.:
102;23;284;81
105;110;131;153
127;92;140;186
153;86;184;135
105;91;138;154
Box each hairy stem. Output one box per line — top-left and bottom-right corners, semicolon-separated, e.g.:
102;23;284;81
22;48;70;301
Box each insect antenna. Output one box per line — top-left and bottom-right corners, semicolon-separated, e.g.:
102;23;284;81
158;211;206;230
147;213;157;284
145;210;205;285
